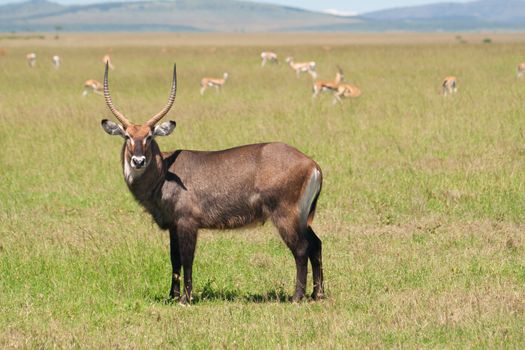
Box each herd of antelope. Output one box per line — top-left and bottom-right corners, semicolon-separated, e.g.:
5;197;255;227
17;48;525;102
24;52;61;69
20;52;113;96
198;51;360;104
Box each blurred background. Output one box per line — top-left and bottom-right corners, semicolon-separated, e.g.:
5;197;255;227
1;0;524;32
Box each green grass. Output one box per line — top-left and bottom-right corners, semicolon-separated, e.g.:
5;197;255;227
1;34;525;348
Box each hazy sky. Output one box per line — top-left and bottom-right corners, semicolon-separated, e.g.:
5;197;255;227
0;0;474;14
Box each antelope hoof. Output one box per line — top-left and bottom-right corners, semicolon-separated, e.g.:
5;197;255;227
169;291;180;301
179;294;192;306
292;292;305;303
311;291;325;301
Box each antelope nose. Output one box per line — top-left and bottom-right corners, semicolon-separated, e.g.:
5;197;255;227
131;156;146;168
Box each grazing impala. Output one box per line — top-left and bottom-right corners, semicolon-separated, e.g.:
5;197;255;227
442;76;457;96
103;54;114;70
26;52;36;68
261;51;278;66
517;63;525;78
285;57;317;79
82;79;103;96
101;63;324;304
200;72;228;95
332;83;362;105
312;66;344;98
52;55;61;69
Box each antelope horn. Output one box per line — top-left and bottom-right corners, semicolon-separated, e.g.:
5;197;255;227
146;63;177;126
336;65;343;74
104;62;131;127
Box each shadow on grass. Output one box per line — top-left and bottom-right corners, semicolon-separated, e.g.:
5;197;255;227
148;286;291;305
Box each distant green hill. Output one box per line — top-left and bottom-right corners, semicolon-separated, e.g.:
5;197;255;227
0;0;359;32
0;0;524;32
363;0;525;23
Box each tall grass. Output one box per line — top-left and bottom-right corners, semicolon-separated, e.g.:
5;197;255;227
0;34;524;348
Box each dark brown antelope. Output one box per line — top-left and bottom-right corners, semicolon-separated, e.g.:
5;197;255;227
100;63;324;304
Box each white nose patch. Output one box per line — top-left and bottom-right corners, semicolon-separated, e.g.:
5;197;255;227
131;156;146;167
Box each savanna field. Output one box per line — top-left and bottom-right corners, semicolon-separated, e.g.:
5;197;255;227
1;33;525;348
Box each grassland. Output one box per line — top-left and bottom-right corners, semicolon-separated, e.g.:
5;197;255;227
1;33;525;348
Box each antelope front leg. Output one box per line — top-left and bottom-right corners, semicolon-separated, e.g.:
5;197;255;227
168;228;181;301
178;224;198;305
332;92;342;105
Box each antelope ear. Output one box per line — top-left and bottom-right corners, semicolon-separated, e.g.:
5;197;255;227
153;120;176;137
101;119;125;137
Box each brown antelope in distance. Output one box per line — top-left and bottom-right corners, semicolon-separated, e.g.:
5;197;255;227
100;63;324;304
52;55;61;69
26;52;36;67
102;54;114;70
517;63;525;78
285;57;317;79
200;72;228;95
0;48;6;56
312;65;344;98
333;83;362;105
83;79;103;96
261;51;278;66
442;76;457;96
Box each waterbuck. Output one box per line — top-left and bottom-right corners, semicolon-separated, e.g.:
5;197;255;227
100;63;324;304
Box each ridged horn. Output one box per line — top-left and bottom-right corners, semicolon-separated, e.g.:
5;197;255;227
103;62;131;128
146;63;177;126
